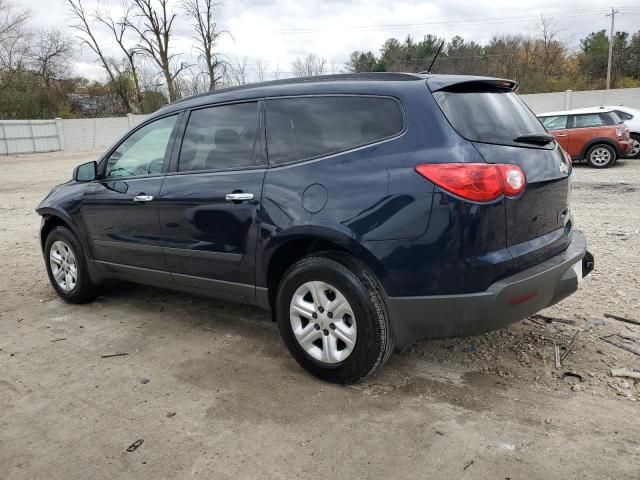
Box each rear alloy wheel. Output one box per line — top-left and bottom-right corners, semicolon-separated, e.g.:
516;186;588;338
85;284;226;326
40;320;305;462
276;253;393;384
628;134;640;159
289;281;357;364
586;144;616;168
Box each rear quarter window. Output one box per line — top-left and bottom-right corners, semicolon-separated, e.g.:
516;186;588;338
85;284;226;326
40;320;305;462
432;87;548;147
265;96;404;165
615;110;633;121
601;112;622;125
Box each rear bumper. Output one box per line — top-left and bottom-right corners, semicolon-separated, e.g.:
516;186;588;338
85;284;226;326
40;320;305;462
618;140;631;155
386;230;592;350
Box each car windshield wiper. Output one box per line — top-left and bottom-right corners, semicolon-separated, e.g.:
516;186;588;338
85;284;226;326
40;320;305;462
513;133;555;145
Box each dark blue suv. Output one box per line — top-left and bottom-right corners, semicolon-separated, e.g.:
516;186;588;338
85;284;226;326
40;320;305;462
37;73;593;383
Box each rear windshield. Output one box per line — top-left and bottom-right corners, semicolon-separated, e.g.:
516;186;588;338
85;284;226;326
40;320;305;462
432;87;549;148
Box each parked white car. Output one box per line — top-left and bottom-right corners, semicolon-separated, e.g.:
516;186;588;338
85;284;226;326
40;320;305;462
571;106;640;158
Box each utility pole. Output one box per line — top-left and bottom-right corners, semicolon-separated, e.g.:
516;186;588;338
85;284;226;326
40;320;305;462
605;7;619;90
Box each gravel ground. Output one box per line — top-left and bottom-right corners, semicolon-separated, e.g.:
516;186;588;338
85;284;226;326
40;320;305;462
1;150;639;479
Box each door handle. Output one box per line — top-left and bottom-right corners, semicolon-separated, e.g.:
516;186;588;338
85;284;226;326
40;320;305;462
225;193;254;202
133;194;154;202
556;134;567;137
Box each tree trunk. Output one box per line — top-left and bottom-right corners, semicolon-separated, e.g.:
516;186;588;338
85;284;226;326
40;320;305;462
165;68;176;102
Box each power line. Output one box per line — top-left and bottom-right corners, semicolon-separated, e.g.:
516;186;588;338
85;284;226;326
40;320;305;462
266;9;617;34
236;51;631;70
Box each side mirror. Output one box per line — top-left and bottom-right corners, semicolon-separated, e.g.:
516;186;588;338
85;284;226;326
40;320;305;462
73;161;97;182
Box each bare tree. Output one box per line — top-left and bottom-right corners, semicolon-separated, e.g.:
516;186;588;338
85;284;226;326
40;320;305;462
272;64;282;80
0;0;31;80
254;58;268;82
292;53;326;77
222;56;248;86
0;0;29;39
536;15;566;82
128;0;189;102
174;66;209;97
67;0;133;111
95;2;144;112
31;29;75;88
182;0;224;90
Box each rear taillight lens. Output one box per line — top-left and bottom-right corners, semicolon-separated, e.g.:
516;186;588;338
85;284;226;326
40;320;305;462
415;163;526;202
616;127;623;139
560;147;572;167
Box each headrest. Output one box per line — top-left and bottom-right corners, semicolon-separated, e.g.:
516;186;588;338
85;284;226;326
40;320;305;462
215;129;241;149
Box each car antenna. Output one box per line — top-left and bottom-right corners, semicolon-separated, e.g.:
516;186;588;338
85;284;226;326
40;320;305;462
420;40;445;75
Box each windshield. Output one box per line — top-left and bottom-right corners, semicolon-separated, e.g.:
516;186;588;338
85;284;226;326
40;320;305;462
432;87;550;148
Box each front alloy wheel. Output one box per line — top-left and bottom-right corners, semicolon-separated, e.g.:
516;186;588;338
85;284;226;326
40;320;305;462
49;240;78;292
629;134;640;159
44;225;99;303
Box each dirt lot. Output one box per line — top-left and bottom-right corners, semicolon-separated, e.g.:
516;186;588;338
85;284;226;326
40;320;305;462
1;150;639;479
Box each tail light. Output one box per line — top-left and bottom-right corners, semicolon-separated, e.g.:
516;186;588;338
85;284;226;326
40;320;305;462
415;163;525;203
560;147;572;167
616;127;623;139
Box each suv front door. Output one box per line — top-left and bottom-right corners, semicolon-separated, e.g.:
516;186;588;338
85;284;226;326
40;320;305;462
158;101;265;302
82;114;181;277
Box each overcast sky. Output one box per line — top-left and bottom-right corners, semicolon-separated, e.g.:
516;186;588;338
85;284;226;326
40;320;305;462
26;0;640;82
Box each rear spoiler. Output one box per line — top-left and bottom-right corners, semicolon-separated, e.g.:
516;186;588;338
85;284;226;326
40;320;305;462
426;76;518;93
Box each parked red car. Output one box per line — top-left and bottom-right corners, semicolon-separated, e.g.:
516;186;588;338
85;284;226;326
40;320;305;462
538;109;631;168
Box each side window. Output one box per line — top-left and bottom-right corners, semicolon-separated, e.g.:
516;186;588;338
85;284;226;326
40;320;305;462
574;114;604;128
540;115;567;131
178;102;259;172
266;96;404;165
615;110;633;121
105;115;178;179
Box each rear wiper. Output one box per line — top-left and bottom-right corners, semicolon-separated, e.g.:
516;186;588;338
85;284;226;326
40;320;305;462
513;133;555;145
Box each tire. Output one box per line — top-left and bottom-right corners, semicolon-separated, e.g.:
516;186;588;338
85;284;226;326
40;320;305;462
628;133;640;159
44;226;99;304
276;252;394;384
586;143;616;168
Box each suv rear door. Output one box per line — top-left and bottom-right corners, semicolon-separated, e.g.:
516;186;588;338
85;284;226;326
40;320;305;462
157;101;265;302
430;80;572;271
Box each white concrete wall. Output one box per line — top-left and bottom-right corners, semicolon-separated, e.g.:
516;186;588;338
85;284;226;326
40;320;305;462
0;120;61;155
520;87;640;114
61;114;147;152
519;91;570;114
0;114;147;155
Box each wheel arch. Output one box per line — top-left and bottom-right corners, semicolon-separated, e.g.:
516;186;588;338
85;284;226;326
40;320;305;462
580;137;620;159
260;226;386;315
38;209;84;252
